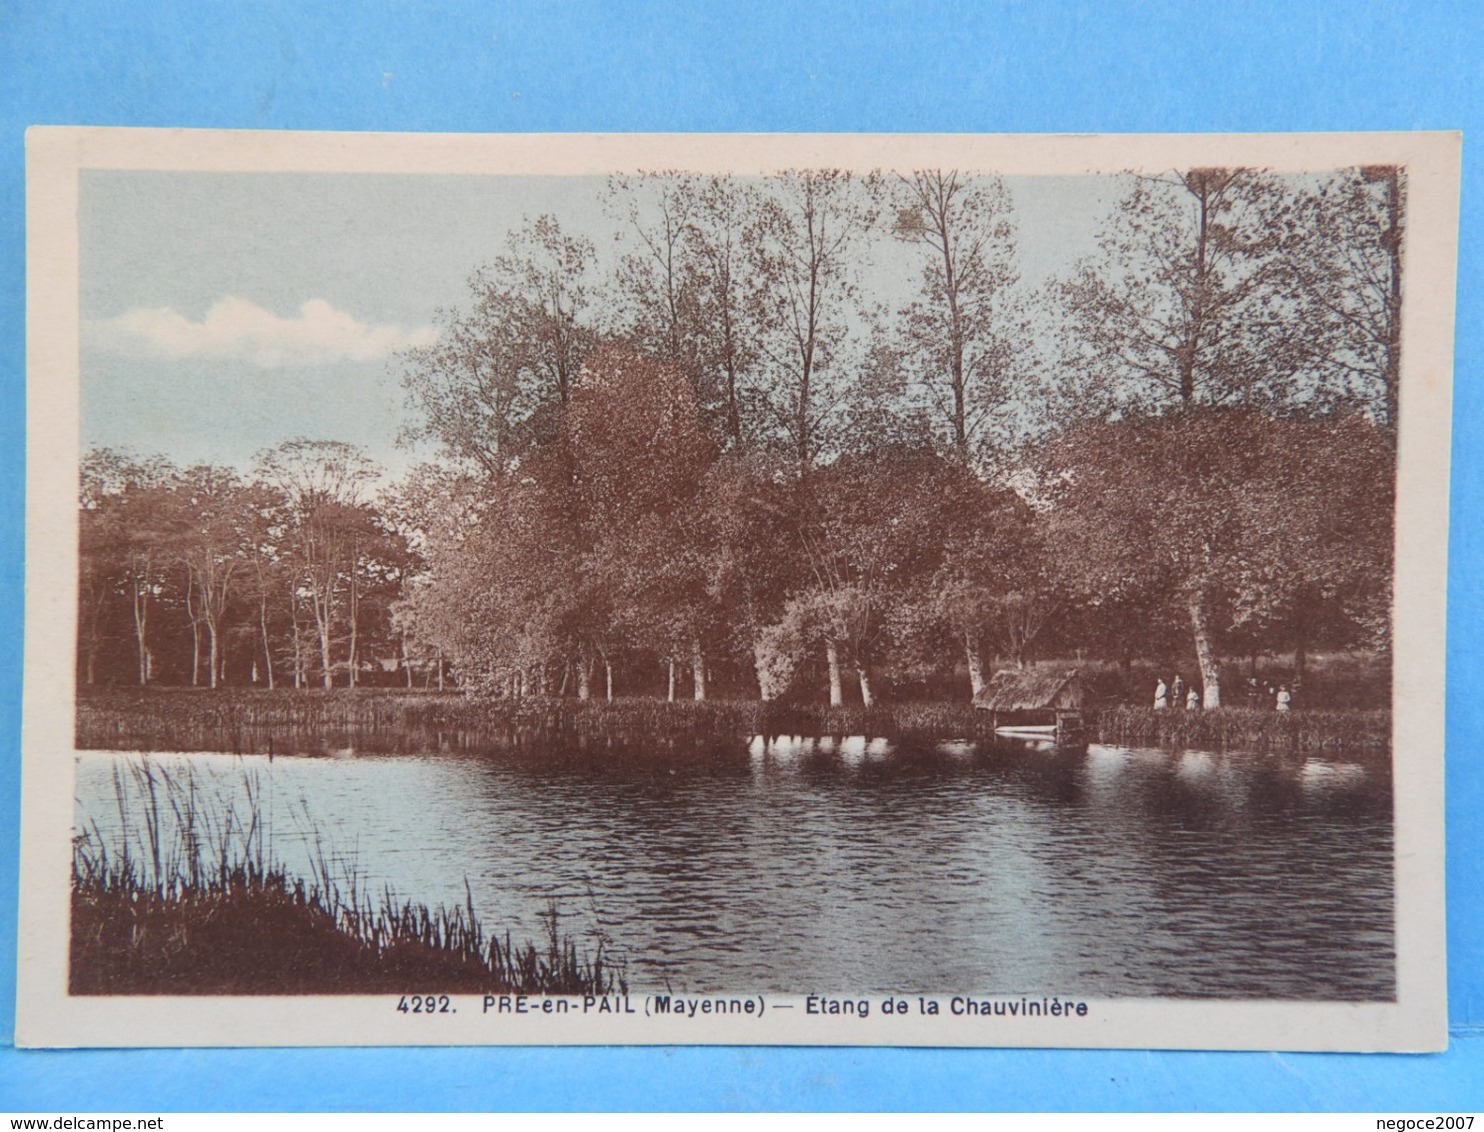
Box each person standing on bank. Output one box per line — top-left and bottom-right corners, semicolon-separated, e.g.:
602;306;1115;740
1154;678;1169;710
1172;673;1186;709
1187;687;1201;711
1276;685;1292;712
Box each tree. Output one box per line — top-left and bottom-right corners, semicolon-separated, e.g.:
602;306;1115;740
790;454;980;705
922;478;1045;693
1223;412;1395;672
687;176;763;449
1056;170;1300;414
78;449;178;687
382;464;479;689
1278;166;1405;429
400;215;598;476
168;465;251;688
552;347;718;698
751;170;880;464
398;348;723;700
690;452;805;700
233;482;293;689
606;173;708;397
1043;408;1394;707
608;173;766;451
256;440;379;689
892;169;1026;461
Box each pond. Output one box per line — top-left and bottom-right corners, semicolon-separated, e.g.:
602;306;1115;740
74;734;1394;999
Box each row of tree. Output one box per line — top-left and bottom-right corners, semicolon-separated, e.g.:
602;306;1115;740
390;166;1399;707
395;348;1392;709
78;165;1401;706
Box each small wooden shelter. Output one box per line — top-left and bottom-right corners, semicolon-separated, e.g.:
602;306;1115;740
974;667;1087;741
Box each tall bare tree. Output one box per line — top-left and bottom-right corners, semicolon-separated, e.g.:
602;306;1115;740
400;215;597;476
1279;166;1405;429
256;440;378;689
892;169;1024;461
169;465;250;689
608;173;764;450
1057;169;1299;414
751;170;880;464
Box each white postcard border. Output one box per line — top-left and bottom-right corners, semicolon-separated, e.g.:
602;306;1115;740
17;127;1460;1050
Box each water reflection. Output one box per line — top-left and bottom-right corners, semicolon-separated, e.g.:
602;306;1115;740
74;734;1393;1000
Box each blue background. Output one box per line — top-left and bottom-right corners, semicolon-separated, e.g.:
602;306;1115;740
1;0;1481;1112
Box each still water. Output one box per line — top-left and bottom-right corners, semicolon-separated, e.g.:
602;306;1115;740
75;734;1394;1000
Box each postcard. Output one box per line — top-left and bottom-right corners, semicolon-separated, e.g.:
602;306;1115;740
17;128;1458;1049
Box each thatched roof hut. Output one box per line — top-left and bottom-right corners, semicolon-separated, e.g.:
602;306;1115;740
974;668;1085;713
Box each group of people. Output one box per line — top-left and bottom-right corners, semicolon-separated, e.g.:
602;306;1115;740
1152;674;1295;711
1152;674;1202;711
1245;676;1295;712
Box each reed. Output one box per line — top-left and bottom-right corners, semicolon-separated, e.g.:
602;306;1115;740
77;688;1011;752
78;687;1390;758
1094;705;1390;751
71;758;624;995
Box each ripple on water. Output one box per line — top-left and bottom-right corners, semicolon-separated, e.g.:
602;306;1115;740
73;740;1394;1000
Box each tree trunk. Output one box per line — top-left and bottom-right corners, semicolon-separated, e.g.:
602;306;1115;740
436;650;445;692
1377;164;1403;431
856;663;874;708
347;570;360;689
753;640;777;702
133;584;150;686
190;622;201;688
81;579;107;686
1293;602;1309;680
605;658;614;702
667;658;677;702
965;631;986;699
318;623;334;689
825;638;843;707
206;619;220;689
577;655;591;701
1187;592;1222;708
691;637;707;701
290;601;303;688
260;599;275;690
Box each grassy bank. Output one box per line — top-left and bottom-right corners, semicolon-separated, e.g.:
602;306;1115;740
72;759;623;995
77;686;1390;755
77;688;480;755
1095;705;1390;751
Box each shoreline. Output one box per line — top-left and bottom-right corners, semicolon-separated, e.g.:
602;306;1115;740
76;687;1391;753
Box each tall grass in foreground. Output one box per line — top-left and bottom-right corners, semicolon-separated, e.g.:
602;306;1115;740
71;759;624;995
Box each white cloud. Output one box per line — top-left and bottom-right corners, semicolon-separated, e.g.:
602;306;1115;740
87;297;439;368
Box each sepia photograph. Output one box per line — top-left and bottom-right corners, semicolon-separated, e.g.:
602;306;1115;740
17;129;1457;1050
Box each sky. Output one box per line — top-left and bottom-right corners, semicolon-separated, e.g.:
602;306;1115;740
78;169;1121;477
